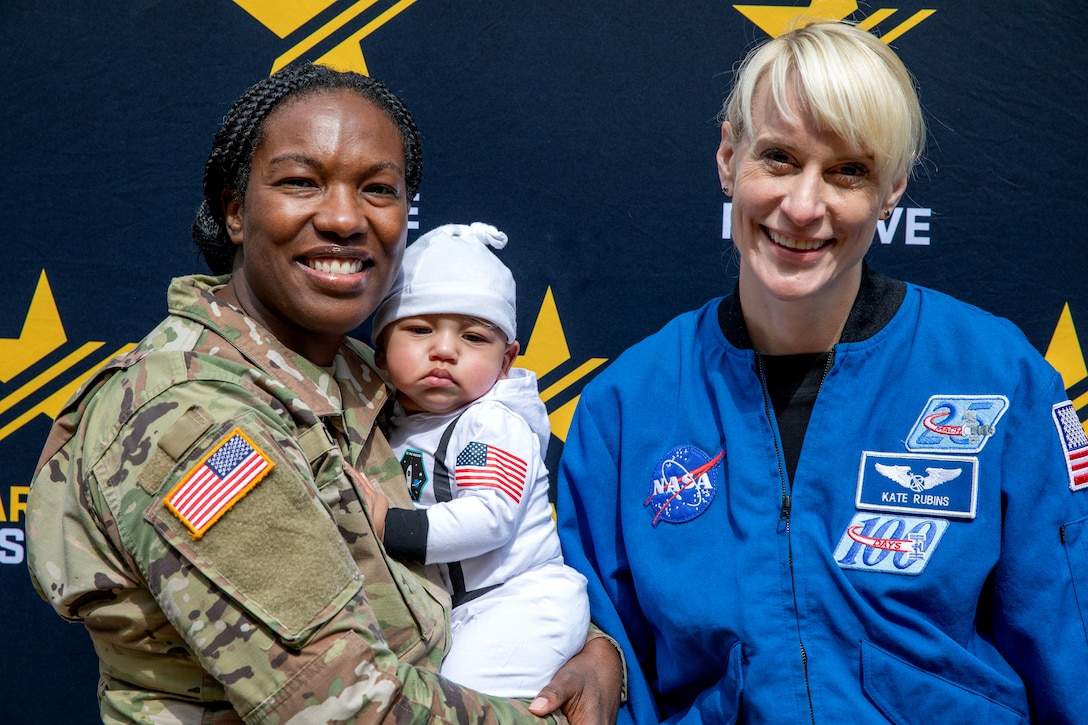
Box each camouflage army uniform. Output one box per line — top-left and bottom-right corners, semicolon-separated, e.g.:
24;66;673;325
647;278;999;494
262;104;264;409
27;274;561;724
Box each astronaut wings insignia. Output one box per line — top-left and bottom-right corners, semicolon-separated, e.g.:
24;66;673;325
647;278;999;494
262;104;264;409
875;463;962;493
858;452;977;519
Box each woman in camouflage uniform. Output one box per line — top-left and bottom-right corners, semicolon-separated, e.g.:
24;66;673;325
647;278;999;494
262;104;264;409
26;62;621;724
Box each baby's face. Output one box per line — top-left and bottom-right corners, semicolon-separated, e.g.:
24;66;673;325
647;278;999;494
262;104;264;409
380;314;518;415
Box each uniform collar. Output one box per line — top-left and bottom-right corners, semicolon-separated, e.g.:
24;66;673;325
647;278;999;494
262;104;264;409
167;274;391;420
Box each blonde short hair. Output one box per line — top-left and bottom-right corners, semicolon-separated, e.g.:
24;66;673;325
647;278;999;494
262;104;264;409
722;22;925;182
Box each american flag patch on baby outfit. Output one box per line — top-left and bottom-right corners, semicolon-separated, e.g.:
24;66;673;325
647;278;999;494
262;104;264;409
1053;401;1088;491
166;428;274;538
455;441;527;503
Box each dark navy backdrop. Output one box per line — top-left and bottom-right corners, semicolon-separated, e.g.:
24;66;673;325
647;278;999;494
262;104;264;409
2;2;1085;720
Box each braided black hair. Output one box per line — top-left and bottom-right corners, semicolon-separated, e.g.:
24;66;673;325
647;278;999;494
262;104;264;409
192;62;423;274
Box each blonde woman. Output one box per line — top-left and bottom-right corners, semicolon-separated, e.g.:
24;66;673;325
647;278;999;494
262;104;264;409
558;22;1088;724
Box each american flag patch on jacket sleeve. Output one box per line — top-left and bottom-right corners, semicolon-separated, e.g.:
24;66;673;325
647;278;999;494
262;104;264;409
455;441;527;502
165;428;275;538
1053;401;1088;491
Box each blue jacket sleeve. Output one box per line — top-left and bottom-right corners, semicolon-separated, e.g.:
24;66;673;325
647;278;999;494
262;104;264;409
990;363;1088;722
557;382;660;725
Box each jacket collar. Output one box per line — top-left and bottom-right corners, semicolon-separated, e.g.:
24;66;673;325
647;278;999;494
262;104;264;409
718;263;906;350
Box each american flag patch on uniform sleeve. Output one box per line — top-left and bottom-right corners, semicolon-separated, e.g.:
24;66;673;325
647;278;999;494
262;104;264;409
455;441;527;502
1052;401;1088;491
165;428;274;538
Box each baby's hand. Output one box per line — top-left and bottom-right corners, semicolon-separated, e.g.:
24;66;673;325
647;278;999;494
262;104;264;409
345;465;389;540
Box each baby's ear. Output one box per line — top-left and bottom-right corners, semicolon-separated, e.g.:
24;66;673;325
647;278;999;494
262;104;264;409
501;340;520;376
375;349;388;371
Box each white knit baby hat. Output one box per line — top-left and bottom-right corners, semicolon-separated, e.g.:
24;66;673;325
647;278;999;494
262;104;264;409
372;222;517;343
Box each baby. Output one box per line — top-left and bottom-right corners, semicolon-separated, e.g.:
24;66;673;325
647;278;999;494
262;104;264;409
373;222;590;698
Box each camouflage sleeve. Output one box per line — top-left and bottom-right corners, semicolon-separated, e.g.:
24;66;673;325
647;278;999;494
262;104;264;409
586;623;628;705
29;367;557;724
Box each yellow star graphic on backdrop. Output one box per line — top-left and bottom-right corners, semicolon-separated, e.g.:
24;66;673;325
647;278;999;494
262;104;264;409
0;272;133;442
733;0;935;42
517;288;608;442
1046;304;1088;434
233;0;419;75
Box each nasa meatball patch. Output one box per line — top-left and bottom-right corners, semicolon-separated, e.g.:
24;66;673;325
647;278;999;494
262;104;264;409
644;445;723;526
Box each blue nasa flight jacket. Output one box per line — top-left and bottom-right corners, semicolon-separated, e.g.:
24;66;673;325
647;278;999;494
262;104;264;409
557;270;1088;724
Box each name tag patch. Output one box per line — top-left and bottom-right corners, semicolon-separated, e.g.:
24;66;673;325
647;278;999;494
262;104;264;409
856;451;978;519
834;513;949;575
905;395;1008;454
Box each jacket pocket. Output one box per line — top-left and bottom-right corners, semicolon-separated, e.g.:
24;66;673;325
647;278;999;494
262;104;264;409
861;641;1027;725
1061;516;1088;645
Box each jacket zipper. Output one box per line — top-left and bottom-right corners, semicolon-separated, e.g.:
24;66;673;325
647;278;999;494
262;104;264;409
756;349;836;725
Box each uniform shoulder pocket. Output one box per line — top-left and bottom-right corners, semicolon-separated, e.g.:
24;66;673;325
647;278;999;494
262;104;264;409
143;412;360;647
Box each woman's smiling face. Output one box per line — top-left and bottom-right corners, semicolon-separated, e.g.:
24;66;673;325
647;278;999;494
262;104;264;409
717;76;907;311
223;89;409;364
